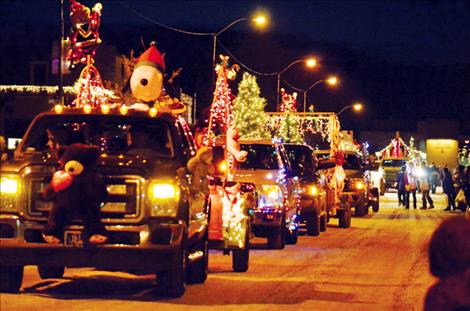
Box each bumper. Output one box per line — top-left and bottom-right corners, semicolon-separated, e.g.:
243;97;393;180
341;191;366;208
0;215;184;272
252;208;283;228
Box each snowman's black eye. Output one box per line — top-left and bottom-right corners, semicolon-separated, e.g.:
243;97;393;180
140;78;148;86
69;167;74;172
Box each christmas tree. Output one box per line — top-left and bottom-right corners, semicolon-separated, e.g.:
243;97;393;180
232;72;270;139
277;89;303;143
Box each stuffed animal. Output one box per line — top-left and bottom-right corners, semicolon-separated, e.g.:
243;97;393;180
187;146;215;196
226;126;247;163
129;42;186;114
42;143;108;245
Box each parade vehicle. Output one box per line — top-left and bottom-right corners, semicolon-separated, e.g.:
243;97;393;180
284;143;333;236
208;139;253;273
340;150;380;216
267;111;352;229
228;139;300;249
380;157;409;191
0;107;209;297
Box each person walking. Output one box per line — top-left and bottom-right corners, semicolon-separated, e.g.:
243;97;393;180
396;166;407;206
430;162;439;194
405;162;417;209
419;161;434;209
442;167;457;211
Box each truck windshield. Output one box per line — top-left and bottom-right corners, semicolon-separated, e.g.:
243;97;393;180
237;144;279;170
284;145;316;177
343;154;363;170
21;114;174;157
382;159;407;167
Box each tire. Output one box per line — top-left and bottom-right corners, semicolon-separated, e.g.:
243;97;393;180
306;210;320;236
37;266;65;279
267;227;285;249
232;248;249;272
186;236;208;284
232;224;250;272
0;264;23;293
319;214;327;232
285;226;298;245
156;242;186;297
354;194;367;217
338;207;351;229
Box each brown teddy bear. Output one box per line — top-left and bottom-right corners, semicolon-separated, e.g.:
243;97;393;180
42;143;108;245
187;146;215;196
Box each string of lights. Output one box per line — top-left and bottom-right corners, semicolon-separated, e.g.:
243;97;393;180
0;85;76;96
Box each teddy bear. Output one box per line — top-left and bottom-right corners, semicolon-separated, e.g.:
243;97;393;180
42;143;108;245
226;126;248;163
187;146;215;196
129;42;186;114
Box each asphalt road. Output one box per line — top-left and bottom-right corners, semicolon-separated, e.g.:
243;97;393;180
1;192;457;311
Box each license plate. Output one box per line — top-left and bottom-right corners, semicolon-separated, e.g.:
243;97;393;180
64;231;83;247
265;214;274;221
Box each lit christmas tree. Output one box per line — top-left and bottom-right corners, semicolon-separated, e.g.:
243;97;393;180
232;72;270;139
277;89;303;143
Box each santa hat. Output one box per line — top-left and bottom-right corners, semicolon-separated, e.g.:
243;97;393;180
135;42;165;72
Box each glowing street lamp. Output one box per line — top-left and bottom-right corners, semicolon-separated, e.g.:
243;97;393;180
337;102;364;116
276;57;317;110
302;75;339;112
212;14;268;72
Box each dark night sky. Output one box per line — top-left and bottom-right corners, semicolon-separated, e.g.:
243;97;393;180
1;0;469;132
3;0;470;64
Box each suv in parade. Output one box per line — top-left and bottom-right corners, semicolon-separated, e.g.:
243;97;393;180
230;139;300;249
341;151;380;216
0;108;209;297
284;144;329;236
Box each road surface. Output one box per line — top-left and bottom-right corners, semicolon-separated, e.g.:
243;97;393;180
1;192;458;311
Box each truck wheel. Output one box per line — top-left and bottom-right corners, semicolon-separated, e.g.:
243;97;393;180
306;210;320;236
232;248;249;272
0;264;23;293
338;207;351;229
267;227;285;249
285;226;298;245
156;243;185;297
370;188;380;212
37;266;65;279
354;195;367;217
186;236;208;284
320;214;327;232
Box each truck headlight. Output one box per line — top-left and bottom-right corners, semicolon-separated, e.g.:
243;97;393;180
148;180;180;217
310;186;319;196
0;175;20;211
355;181;365;190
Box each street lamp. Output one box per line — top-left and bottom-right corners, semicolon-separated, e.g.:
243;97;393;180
276;57;317;110
302;75;338;112
212;14;268;73
337;102;363;116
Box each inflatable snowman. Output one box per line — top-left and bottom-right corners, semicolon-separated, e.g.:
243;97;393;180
130;42;185;114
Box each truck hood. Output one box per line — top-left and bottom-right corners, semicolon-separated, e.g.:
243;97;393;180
230;169;278;185
3;153;179;179
344;169;364;178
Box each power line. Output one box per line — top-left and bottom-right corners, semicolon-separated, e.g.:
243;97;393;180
216;40;278;77
118;1;213;37
281;77;304;92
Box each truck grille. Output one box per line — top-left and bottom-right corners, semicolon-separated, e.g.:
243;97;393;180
28;176;142;222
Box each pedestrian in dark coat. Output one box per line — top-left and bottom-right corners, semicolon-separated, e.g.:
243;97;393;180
396;166;406;206
424;216;470;311
442;167;457;211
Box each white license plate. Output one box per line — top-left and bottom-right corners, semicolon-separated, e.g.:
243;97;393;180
64;231;83;247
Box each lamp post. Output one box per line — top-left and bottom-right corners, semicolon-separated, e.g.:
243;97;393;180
337;102;363;116
276;58;317;111
302;76;338;112
212;15;267;74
